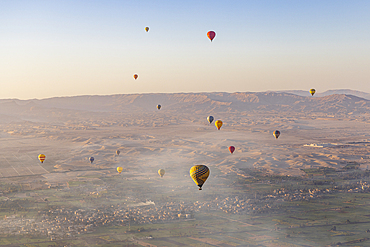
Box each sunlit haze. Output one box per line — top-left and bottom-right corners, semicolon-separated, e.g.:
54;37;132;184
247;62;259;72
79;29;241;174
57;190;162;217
1;0;370;99
2;2;370;246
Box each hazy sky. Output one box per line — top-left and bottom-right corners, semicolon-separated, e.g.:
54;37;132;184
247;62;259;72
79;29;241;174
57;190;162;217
1;0;370;99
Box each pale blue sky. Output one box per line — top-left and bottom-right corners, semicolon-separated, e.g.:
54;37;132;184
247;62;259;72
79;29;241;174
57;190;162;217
1;0;369;99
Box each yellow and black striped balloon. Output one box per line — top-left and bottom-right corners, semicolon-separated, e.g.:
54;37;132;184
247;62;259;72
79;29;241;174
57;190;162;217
190;165;209;190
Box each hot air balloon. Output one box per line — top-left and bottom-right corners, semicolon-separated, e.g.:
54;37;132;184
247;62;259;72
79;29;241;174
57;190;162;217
38;154;46;163
215;120;223;130
117;167;123;174
158;169;165;178
133;74;138;80
310;89;316;96
207;31;216;42
273;130;280;139
157;104;161;110
145;27;149;32
190;165;210;190
229;146;235;154
207;116;214;124
89;157;94;164
116;150;120;155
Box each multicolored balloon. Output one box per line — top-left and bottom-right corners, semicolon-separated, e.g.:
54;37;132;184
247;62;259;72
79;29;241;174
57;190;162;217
310;89;316;96
190;165;210;190
157;104;161;110
116;150;120;155
133;74;138;80
145;27;149;32
158;169;165;178
207;116;214;124
215;120;223;130
273;130;280;139
207;31;216;42
38;154;46;163
229;146;235;154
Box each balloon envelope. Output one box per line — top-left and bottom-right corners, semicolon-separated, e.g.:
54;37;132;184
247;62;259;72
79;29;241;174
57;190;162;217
190;165;210;190
133;74;138;80
38;154;46;163
215;120;223;130
158;169;165;177
157;104;161;110
207;31;216;41
273;130;280;139
310;89;316;96
116;150;120;155
145;27;149;32
89;157;94;163
117;167;123;174
229;146;235;154
207;116;214;124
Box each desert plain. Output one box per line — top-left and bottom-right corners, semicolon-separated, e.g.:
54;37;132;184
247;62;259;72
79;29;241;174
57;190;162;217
1;91;370;246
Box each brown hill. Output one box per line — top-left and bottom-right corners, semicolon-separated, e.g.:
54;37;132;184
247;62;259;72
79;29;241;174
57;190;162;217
1;92;370;118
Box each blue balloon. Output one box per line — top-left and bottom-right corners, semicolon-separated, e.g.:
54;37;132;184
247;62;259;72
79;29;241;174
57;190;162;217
207;116;214;124
89;157;94;163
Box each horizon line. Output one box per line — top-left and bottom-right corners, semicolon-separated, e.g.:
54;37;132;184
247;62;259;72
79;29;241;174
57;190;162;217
0;88;367;101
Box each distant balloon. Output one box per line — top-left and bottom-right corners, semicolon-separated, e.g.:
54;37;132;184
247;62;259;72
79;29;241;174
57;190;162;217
273;130;280;139
190;165;210;190
310;89;316;96
207;31;216;42
158;169;165;178
215;120;223;130
145;27;149;32
207;116;214;124
116;150;120;155
133;74;138;80
229;146;235;154
117;167;123;174
157;104;161;110
38;154;46;163
89;157;94;164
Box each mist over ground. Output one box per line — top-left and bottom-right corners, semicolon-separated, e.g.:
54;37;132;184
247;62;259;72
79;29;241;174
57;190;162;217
1;90;370;246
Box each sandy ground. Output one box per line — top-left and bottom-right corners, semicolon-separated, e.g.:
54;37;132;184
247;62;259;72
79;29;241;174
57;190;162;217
2;94;370;246
1;109;370;186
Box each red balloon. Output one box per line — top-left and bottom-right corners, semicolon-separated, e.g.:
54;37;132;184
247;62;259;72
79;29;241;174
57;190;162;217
229;146;235;154
207;31;216;42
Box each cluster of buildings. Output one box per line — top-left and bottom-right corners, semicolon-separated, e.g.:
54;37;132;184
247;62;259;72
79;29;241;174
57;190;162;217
2;178;370;240
0;201;194;240
0;197;253;240
247;180;370;215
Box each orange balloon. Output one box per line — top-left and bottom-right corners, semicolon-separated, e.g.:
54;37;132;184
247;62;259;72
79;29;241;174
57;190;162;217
117;167;123;174
133;74;138;80
215;120;223;130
